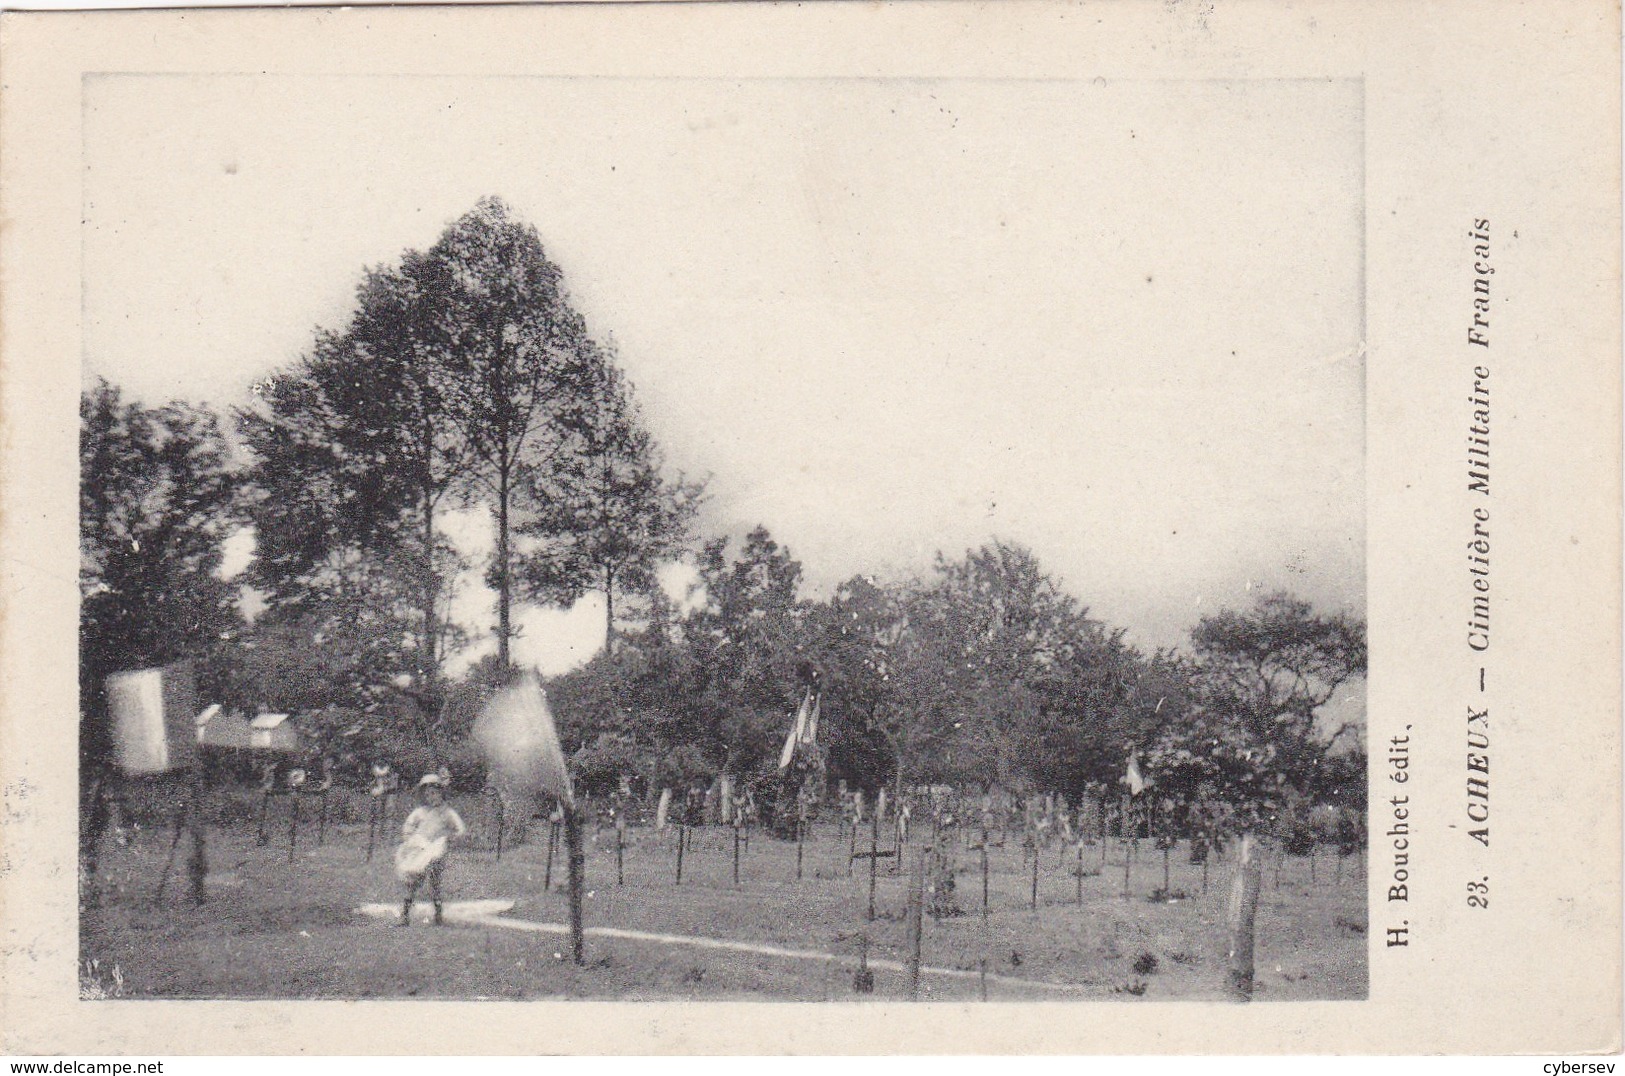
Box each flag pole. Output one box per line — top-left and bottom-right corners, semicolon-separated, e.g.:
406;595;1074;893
288;790;300;863
906;842;926;1000
980;825;991;1001
474;671;583;967
1121;793;1132;899
152;804;185;905
545;816;558;890
795;813;805;880
565;804;585;966
675;821;685;885
185;755;208;905
493;792;506;862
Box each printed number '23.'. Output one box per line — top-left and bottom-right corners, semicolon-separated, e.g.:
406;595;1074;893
1467;878;1489;909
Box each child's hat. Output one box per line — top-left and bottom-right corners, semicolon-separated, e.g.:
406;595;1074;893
417;773;446;788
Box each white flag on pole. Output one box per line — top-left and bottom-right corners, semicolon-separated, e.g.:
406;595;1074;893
777;688;818;771
474;672;574;807
1123;752;1147;796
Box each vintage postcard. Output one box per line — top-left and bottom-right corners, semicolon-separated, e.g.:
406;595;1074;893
0;0;1618;1056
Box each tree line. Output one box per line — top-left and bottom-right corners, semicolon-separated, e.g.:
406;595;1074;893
80;197;1365;840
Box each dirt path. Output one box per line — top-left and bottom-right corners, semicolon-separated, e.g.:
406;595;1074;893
356;901;1089;995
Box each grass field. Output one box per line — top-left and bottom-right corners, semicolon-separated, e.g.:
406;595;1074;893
80;794;1368;1002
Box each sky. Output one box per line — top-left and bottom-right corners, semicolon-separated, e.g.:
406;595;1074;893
83;74;1365;682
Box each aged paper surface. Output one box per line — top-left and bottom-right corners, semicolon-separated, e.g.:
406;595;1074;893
1;0;1619;1055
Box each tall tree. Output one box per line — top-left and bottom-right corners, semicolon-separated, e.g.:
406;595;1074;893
681;527;810;775
429;197;601;669
242;194;617;693
546;586;709;791
516;352;704;655
344;253;478;696
1147;592;1366;833
1189;591;1366;797
1018;631;1148;802
886;541;1108;790
804;574;906;791
80;379;244;768
239;252;474;714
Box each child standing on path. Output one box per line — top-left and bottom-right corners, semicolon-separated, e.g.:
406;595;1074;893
395;773;468;926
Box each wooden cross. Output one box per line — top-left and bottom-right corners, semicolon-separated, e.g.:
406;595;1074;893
850;811;896;995
966;829;992;919
852;811;897;922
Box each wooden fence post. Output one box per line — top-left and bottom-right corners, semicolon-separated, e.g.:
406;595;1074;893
1030;839;1040;910
287;792;300;863
1123;834;1133;899
1101;805;1109;869
616;818;625;886
256;790;271;846
981;829;990;919
907;844;926;1000
544;818;558;890
186;764;207;905
493;794;506;862
1227;833;1264;1002
565;806;585;966
1119;794;1131;898
81;774;111;910
867;810;882;921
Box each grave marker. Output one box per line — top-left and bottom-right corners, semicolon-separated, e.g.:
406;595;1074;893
1227;834;1264;1001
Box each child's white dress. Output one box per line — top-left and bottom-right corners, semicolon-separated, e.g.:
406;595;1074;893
394;804;465;882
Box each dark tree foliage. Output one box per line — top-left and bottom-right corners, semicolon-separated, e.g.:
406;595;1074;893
238;253;474;709
133;196;1369;831
80;379;245;768
882;541;1126;792
1147;592;1366;834
522;538;1365;840
682;527;811;776
239;197;627;749
1020;634;1153;802
516;352;704;654
547;527;852;794
537;535;1230;809
546;592;710;793
802;574;904;791
428;197;601;669
1190;592;1365;793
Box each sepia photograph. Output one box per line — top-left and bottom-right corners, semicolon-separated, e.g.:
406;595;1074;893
75;72;1367;1003
4;0;1617;1057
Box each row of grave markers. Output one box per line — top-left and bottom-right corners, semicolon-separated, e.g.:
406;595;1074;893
95;779;1341;1002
